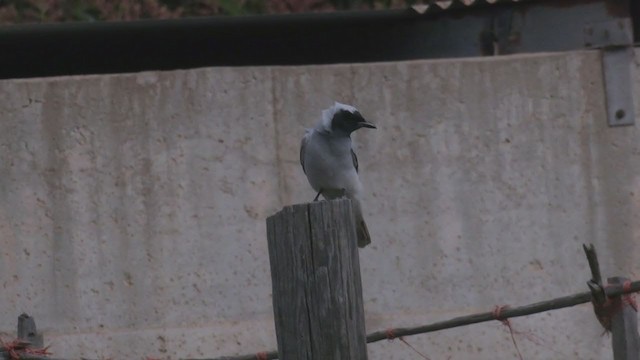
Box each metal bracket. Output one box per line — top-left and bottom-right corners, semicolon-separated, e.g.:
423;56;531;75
584;19;635;127
601;47;635;127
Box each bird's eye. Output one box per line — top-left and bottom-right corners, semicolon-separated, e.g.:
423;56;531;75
351;112;364;123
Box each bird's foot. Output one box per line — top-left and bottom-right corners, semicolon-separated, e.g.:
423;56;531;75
340;188;347;198
313;189;323;202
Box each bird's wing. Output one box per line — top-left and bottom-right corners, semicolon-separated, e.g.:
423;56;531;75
300;132;309;174
351;148;359;173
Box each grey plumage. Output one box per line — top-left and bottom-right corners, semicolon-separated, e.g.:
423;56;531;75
300;102;376;248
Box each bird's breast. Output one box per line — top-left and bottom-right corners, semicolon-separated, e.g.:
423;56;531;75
303;134;362;197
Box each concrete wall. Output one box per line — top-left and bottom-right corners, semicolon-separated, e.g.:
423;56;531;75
0;49;639;359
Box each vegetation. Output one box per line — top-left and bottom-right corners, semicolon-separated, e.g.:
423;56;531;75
0;0;421;24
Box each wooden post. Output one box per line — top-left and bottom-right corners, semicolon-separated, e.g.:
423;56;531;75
266;199;367;360
17;313;43;348
608;277;640;360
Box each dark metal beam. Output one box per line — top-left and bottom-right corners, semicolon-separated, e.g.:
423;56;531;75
0;0;633;79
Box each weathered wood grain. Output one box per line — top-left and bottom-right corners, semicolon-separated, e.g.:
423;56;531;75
266;199;367;360
609;277;640;360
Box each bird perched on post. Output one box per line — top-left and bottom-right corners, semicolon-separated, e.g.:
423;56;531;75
299;102;376;248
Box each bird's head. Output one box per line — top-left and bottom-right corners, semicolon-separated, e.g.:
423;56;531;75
320;102;376;135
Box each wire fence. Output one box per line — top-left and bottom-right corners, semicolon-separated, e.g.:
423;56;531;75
2;245;638;360
205;280;640;360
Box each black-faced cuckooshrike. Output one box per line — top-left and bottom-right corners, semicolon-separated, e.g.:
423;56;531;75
300;102;376;248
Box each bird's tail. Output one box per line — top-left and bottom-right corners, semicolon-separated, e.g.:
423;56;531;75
352;199;371;248
356;218;371;248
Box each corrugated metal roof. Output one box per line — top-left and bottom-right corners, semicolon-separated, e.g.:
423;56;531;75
410;0;529;14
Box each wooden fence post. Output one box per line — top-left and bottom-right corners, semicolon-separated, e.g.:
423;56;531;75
608;277;640;360
17;313;43;348
266;199;367;360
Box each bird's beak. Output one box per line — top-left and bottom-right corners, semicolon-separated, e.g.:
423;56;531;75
358;120;377;129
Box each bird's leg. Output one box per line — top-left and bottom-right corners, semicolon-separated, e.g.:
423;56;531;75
313;189;323;202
